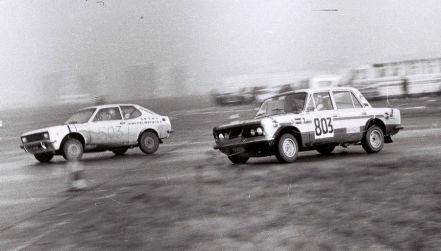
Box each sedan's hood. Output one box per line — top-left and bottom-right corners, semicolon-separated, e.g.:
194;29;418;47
213;119;262;131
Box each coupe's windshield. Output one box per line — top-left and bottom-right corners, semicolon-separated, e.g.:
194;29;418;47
256;92;307;118
65;108;96;124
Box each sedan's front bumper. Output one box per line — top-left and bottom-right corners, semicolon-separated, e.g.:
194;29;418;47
20;140;56;155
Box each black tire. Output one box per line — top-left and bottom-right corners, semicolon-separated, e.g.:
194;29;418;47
62;138;84;161
316;145;336;155
228;153;249;164
112;148;129;155
139;131;159;154
362;125;384;153
34;153;54;163
275;133;299;163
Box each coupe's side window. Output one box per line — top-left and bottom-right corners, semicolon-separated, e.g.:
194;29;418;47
313;92;334;111
333;91;354;109
93;107;122;121
121;106;142;120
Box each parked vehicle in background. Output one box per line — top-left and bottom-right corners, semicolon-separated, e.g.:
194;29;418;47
213;87;256;105
20;104;172;163
213;87;403;164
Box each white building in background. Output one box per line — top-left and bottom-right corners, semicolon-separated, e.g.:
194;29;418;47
350;57;441;96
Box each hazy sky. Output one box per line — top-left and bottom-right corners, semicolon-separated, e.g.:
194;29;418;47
1;0;441;107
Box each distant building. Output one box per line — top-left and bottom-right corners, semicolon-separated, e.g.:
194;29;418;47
350;57;441;96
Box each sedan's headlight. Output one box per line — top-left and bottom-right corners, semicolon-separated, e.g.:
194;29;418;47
43;132;49;139
250;129;256;136
256;127;263;135
22;137;27;143
219;133;224;139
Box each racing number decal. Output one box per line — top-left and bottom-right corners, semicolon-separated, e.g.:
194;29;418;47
314;117;334;139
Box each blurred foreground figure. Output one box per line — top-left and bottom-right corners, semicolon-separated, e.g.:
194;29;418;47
67;161;88;191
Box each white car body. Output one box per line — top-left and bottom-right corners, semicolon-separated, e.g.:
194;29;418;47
213;87;403;163
20;104;172;161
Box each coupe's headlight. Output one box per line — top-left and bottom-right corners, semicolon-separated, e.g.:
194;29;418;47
22;137;27;143
43;132;49;139
250;129;256;136
256;127;263;135
219;133;224;139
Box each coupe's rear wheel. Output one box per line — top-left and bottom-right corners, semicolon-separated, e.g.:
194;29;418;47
316;145;336;155
228;153;249;164
362;125;384;153
62;138;83;161
139;131;159;154
34;153;54;163
112;148;129;155
275;133;299;163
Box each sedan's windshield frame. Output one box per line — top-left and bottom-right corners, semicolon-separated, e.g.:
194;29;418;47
255;92;307;118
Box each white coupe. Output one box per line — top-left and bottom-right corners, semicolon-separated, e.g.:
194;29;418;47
20;104;172;162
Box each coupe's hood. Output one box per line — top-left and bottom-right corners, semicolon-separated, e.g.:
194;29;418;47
22;125;68;136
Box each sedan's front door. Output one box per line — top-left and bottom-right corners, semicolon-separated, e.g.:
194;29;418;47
307;92;339;145
89;107;129;146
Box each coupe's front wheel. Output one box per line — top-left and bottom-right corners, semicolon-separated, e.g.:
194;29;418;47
362;125;384;153
275;133;299;163
228;153;249;164
62;138;83;161
139;131;159;154
34;153;54;163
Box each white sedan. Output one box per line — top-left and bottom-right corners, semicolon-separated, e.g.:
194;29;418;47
20;104;172;163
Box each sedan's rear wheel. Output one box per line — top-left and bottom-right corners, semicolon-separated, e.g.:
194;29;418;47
34;153;54;163
275;133;298;163
62;138;83;161
362;125;384;153
139;131;159;154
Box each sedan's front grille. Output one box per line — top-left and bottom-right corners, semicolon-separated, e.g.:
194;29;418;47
23;133;46;143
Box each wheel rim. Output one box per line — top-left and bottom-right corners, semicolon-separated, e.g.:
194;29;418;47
144;136;155;149
369;129;382;149
282;138;296;158
68;143;81;158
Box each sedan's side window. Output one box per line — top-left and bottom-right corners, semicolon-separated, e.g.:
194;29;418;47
121;106;142;120
333;91;354;109
93;107;122;122
313;92;334;111
351;93;364;108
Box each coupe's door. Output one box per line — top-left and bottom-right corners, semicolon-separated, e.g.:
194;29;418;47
306;92;339;145
333;91;369;142
89;106;129;146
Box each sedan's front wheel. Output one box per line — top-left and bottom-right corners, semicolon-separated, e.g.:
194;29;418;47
275;133;299;163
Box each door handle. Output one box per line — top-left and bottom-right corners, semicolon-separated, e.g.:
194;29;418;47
362;112;367;116
332;114;338;118
120;122;126;125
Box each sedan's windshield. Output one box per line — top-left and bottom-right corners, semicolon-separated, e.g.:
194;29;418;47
256;92;307;118
65;108;96;124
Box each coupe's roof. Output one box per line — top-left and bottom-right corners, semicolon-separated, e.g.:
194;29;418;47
80;104;141;110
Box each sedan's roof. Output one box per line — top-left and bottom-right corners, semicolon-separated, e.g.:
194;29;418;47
80;104;141;110
269;87;360;99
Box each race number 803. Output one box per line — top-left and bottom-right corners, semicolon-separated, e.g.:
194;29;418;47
314;117;334;139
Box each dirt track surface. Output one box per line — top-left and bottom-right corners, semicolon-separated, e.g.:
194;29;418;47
0;96;441;250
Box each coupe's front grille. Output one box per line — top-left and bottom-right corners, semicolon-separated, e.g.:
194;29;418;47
23;133;45;143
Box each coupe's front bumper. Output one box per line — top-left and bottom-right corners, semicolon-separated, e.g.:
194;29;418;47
20;140;56;155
